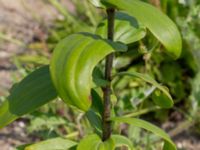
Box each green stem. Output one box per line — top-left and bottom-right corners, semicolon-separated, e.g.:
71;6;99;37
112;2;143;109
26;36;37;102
124;106;161;118
102;8;115;141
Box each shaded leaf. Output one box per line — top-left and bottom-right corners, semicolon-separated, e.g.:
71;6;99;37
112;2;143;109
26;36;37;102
191;72;200;105
0;66;57;128
152;90;173;108
91;89;104;115
114;71;173;108
86;109;102;135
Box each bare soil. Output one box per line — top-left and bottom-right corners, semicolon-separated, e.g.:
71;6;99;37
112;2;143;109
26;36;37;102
0;0;63;149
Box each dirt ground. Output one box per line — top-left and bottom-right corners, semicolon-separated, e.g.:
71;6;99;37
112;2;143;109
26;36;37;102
0;0;66;149
0;0;200;150
0;0;58;96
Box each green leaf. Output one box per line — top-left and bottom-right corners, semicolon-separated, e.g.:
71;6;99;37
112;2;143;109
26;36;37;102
111;134;134;150
152;90;173;108
114;71;173;108
27;112;67;132
98;138;115;150
111;117;176;150
96;12;146;44
91;89;104;115
25;137;77;150
77;134;115;150
0;66;57;128
103;0;182;58
77;134;102;150
86;89;103;135
86;109;102;135
50;33;127;111
15;144;31;150
93;67;109;87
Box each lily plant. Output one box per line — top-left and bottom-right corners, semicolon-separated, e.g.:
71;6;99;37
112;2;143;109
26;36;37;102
0;0;182;150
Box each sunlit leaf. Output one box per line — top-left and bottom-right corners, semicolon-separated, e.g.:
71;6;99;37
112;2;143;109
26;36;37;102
77;134;115;150
96;12;146;44
98;138;115;150
103;0;182;58
111;117;176;150
15;144;31;150
77;134;102;150
111;134;134;150
0;66;57;128
25;137;77;150
50;33;127;111
93;67;109;87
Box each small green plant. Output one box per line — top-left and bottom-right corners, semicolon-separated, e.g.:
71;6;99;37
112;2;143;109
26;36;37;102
0;0;182;149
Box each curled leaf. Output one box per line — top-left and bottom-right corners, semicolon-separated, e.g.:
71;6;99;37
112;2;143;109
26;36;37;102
50;33;127;111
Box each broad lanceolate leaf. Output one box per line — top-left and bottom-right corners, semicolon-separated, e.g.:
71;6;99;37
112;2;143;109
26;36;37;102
111;134;134;150
103;0;182;58
50;33;127;111
96;12;146;44
114;72;173;108
25;137;77;150
77;134;115;150
0;66;57;128
111;117;176;150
